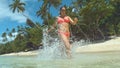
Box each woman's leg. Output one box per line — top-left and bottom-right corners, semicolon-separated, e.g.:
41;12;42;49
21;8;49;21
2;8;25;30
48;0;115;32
59;33;71;58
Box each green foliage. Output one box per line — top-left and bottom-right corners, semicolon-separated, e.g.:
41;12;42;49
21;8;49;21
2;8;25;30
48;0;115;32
0;23;43;55
37;0;62;27
69;0;120;40
9;0;25;13
0;0;120;55
25;27;43;45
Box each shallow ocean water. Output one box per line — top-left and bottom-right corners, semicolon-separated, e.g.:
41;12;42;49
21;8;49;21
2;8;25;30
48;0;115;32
1;29;120;68
0;51;120;68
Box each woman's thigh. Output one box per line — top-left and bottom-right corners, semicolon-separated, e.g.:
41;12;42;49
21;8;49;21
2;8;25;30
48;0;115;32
59;33;70;46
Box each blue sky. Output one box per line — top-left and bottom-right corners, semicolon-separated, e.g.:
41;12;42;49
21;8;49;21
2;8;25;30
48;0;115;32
0;0;73;43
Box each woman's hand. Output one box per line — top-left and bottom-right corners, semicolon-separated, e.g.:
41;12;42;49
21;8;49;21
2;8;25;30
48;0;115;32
74;17;78;24
68;16;78;25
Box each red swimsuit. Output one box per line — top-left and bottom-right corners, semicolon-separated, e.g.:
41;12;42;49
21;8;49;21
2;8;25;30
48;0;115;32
57;16;70;24
57;16;70;37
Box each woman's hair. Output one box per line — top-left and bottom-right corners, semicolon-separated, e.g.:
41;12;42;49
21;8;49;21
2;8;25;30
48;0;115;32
59;6;67;15
60;6;66;11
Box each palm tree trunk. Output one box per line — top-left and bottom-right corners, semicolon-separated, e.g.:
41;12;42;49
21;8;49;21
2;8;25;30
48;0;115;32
21;13;41;29
96;17;105;40
77;26;89;40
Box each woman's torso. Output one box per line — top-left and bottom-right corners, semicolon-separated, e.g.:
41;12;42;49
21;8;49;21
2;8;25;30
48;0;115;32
57;16;70;32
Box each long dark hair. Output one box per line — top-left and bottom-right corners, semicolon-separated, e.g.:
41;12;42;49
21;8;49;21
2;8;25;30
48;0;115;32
59;6;67;15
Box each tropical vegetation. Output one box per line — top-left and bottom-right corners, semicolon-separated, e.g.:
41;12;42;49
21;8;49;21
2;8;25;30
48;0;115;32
0;0;120;55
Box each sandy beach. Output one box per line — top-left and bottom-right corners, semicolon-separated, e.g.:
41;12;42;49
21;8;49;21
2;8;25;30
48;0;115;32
1;50;38;56
1;37;120;56
76;37;120;53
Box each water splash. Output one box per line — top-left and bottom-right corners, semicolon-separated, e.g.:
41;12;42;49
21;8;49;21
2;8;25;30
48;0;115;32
38;28;91;60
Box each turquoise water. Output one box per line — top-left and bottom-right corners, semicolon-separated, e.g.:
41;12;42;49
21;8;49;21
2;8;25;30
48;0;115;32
0;52;120;68
1;29;119;68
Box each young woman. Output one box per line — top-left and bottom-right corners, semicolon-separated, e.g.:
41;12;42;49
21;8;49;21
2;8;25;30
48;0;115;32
48;6;78;58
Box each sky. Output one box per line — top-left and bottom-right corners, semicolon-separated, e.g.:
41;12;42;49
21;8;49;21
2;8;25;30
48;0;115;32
0;0;73;43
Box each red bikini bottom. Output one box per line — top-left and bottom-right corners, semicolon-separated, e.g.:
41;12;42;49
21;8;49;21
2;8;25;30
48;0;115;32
58;30;70;37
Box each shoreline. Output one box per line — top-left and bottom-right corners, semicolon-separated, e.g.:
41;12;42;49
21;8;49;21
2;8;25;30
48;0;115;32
0;50;38;56
76;37;120;53
1;37;120;56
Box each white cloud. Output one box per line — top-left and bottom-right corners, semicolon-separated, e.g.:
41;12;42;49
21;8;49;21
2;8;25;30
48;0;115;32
6;32;18;41
0;0;26;23
0;37;2;41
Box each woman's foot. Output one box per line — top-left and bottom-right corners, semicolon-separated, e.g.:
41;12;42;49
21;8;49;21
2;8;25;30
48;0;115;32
66;50;72;59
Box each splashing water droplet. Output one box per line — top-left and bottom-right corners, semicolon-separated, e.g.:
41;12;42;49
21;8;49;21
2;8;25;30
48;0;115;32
38;28;91;60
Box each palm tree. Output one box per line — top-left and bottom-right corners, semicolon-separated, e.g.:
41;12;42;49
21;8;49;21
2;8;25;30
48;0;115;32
9;0;25;13
37;0;62;26
6;28;9;32
2;32;7;42
12;28;16;33
9;0;40;30
8;32;13;41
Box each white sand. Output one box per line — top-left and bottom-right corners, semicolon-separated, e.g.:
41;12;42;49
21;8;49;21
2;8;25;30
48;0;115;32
76;37;120;53
1;37;120;56
1;50;38;56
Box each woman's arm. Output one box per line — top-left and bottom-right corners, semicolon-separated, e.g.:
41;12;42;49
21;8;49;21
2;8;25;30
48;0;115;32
47;18;57;33
68;16;78;25
47;23;56;33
